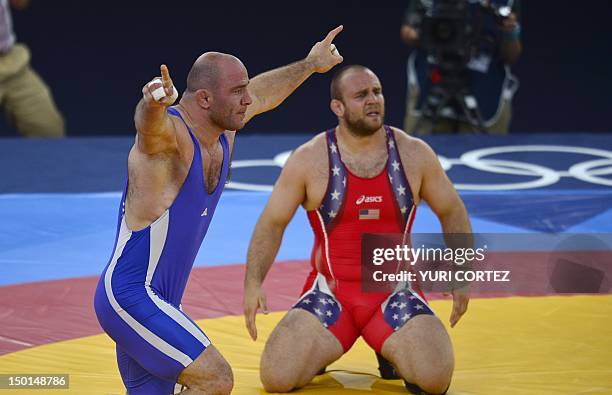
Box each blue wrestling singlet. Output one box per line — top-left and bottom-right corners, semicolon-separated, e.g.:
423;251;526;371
93;107;229;394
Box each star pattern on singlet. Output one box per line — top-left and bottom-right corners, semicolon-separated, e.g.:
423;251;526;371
383;126;413;226
320;132;347;226
383;290;433;331
294;284;341;328
319;126;413;228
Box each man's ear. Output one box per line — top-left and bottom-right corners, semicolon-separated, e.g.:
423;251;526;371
330;99;344;117
196;89;212;109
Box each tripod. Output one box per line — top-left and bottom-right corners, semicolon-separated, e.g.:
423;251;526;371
412;68;486;134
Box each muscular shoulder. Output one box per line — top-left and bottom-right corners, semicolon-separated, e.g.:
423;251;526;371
390;126;438;165
280;132;328;179
290;132;327;161
135;113;179;156
390;126;442;205
131;116;193;170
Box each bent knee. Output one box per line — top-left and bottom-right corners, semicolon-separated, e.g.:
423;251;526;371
191;372;234;395
261;373;296;393
401;353;452;395
260;359;300;393
413;369;452;395
211;360;234;394
186;356;234;394
213;375;234;395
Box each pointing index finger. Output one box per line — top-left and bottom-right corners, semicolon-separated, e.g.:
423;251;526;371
323;25;344;45
160;64;172;86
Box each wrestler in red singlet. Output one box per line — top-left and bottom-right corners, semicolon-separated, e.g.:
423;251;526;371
294;126;434;353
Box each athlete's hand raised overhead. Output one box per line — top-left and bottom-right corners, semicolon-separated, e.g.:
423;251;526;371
306;25;344;74
142;64;179;107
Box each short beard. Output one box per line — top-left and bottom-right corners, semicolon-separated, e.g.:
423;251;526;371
210;108;243;132
344;112;383;137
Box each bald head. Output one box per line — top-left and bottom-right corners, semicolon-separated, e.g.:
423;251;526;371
330;65;373;101
183;52;251;132
186;52;244;92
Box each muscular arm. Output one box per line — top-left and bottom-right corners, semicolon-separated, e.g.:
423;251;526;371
134;65;178;155
243;26;344;124
134;99;176;152
243;150;307;339
245;153;307;286
243;60;316;123
417;139;471;327
418;140;471;234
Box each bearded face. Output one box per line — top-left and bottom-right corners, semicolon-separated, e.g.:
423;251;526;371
342;100;385;137
334;69;385;137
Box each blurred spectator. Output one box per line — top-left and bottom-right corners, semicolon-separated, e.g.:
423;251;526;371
0;0;64;137
401;0;521;135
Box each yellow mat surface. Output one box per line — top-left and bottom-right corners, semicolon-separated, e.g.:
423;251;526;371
1;295;611;394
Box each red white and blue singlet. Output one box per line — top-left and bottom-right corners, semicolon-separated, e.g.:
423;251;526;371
294;126;434;353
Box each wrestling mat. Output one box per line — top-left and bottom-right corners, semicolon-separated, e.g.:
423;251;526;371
1;133;611;394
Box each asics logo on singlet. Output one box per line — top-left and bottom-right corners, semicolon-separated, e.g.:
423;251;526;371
356;195;383;205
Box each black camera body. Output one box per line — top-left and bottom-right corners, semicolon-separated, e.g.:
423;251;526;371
413;0;514;132
420;0;478;76
420;0;510;78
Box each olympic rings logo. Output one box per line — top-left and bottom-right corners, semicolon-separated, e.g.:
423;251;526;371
228;145;612;191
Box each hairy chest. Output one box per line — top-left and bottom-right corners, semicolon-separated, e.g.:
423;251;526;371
200;143;224;194
305;147;422;209
342;149;388;178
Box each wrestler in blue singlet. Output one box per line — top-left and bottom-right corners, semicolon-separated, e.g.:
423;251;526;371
94;107;229;394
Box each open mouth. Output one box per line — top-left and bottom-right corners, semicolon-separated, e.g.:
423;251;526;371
366;111;380;117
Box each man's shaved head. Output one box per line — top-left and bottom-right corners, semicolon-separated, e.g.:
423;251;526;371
183;51;251;132
186;52;243;92
330;64;371;101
